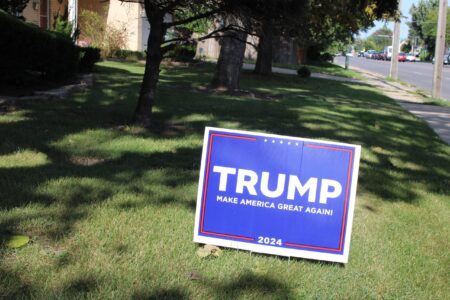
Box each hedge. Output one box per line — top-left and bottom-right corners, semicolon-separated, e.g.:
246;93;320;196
79;47;101;72
0;9;79;82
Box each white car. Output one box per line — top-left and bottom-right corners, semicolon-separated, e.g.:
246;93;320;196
406;54;417;62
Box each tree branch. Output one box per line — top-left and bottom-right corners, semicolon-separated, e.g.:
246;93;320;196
164;8;221;28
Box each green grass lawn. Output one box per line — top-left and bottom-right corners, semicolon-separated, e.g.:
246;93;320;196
1;61;449;299
275;61;365;80
244;59;365;80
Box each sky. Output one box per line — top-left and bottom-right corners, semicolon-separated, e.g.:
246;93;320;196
358;0;420;40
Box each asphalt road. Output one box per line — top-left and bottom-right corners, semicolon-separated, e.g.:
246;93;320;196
334;56;450;100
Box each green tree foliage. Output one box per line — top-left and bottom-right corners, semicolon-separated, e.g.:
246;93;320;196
174;7;211;35
354;38;376;52
367;26;393;51
290;0;397;58
408;0;438;46
53;16;73;39
401;41;412;53
421;7;450;46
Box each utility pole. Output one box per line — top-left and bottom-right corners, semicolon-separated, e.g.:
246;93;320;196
432;0;448;98
389;0;402;79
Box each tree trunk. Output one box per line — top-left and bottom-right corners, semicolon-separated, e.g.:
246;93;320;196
133;12;166;127
210;15;248;91
254;20;273;76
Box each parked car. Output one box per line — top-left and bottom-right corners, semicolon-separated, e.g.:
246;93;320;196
398;52;407;62
366;50;376;59
378;52;388;60
374;51;385;60
406;54;417;62
432;53;450;64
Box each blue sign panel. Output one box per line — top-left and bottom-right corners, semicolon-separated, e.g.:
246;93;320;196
194;127;361;263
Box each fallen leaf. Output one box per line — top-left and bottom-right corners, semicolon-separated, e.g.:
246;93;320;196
6;235;29;249
196;247;211;258
196;244;222;258
204;244;222;257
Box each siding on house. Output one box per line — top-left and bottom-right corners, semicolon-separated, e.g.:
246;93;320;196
49;0;68;29
22;2;40;25
195;32;299;65
106;1;141;51
196;32;259;60
22;0;147;51
23;0;68;29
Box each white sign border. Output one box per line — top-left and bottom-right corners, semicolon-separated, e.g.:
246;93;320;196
193;127;361;264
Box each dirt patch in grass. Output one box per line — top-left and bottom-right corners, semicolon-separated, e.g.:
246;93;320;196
195;85;281;101
69;156;105;166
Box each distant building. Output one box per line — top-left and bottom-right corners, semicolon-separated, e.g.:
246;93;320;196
196;27;300;65
22;0;151;51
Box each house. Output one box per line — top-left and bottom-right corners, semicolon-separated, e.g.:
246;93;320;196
196;31;258;61
22;0;151;51
196;30;300;65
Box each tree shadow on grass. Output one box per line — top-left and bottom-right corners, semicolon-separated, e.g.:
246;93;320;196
0;266;33;299
1;62;449;240
63;274;99;296
155;66;450;202
205;270;294;299
0;61;449;297
132;288;189;300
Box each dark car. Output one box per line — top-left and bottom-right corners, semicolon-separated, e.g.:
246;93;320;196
375;51;385;60
366;50;376;59
378;52;387;60
432;53;450;64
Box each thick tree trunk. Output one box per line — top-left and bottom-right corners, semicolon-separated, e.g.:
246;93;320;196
210;15;248;91
254;20;273;76
133;12;166;127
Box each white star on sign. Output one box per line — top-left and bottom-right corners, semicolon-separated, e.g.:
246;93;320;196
280;141;283;144
272;140;275;143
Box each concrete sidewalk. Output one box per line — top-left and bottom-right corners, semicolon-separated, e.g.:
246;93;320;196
349;66;450;145
242;63;450;145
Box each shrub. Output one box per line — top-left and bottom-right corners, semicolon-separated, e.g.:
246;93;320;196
102;23;128;58
79;9;104;48
419;50;431;62
79;9;128;58
306;46;335;63
79;47;101;72
297;66;311;78
320;52;334;62
113;49;146;61
0;9;79;82
53;16;72;39
167;44;196;62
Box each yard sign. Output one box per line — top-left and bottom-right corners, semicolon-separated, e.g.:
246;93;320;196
193;127;361;263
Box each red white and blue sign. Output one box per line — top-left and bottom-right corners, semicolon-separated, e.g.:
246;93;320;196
193;127;361;263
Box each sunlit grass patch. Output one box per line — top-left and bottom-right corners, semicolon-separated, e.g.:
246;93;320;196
0;149;49;168
0;109;31;124
0;61;448;299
